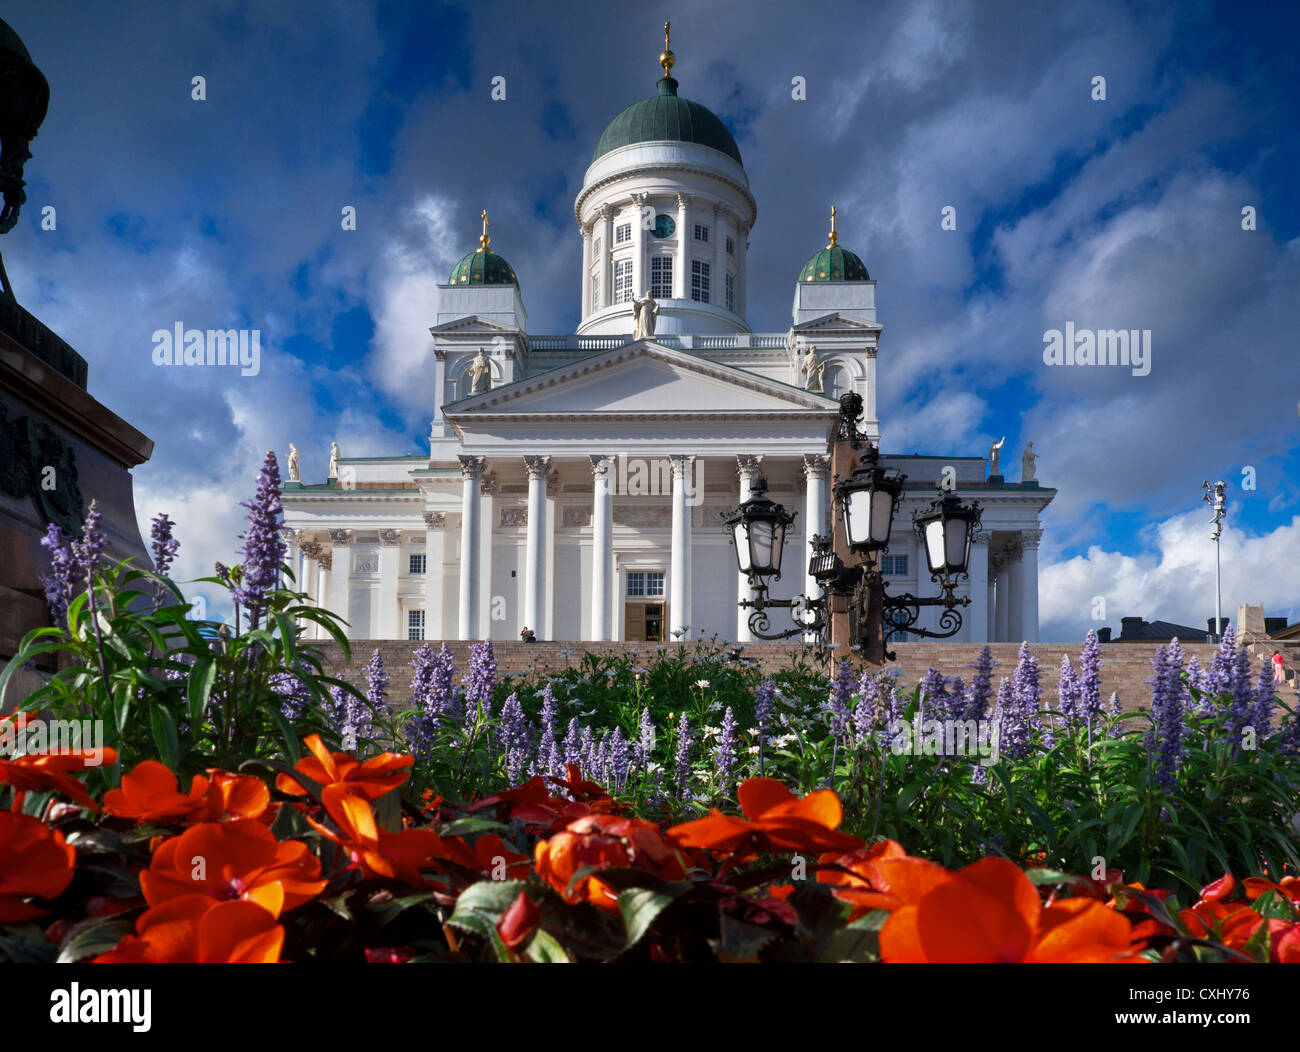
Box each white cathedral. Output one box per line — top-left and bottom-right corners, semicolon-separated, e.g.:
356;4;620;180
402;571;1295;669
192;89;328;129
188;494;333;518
280;30;1053;647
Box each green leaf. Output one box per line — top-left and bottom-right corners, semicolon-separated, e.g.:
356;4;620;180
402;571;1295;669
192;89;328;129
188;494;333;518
439;816;510;838
187;658;217;730
149;705;180;770
524;928;571;963
718;913;778;960
445;879;526;939
57;917;136;963
618;882;691;948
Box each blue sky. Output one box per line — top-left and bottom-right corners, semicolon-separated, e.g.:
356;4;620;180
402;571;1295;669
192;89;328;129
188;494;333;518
6;0;1298;639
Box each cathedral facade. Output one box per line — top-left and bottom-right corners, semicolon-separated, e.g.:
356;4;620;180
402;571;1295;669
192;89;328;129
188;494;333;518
280;33;1053;646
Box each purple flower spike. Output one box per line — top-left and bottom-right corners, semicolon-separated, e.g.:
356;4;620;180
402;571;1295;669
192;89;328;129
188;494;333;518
233;452;286;626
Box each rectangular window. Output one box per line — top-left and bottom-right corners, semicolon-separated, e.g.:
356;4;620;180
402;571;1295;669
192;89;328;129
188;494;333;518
694;223;709;243
691;260;710;303
627;571;666;598
725;271;735;312
407;609;425;641
726;236;735;256
408;553;426;575
881;555;909;576
615;223;631;244
650;255;672;298
614;259;633;303
591;272;600;309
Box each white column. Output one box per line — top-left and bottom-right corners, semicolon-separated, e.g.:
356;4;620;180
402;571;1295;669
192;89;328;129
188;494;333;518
581;226;592;317
523;455;549;639
675;193;690;302
631;193;647;301
994;550;1010;643
544;468;557;640
986;558;997;642
1006;537;1025;643
423;512;446;639
735;455;764;642
377;529;401;640
478;471;496;639
670;454;694;640
327;530;353;631
737;223;749;321
457;456;484;640
315;550;331;641
300;540;321;638
968;534;989;643
1021;529;1041;643
802;453;829;601
590;455;613;640
599;204;613;308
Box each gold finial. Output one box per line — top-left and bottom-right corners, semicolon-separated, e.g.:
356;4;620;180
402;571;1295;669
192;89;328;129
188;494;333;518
479;209;490;252
827;204;838;248
660;20;675;77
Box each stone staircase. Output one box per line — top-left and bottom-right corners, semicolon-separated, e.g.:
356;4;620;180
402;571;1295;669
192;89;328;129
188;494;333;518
312;639;1243;713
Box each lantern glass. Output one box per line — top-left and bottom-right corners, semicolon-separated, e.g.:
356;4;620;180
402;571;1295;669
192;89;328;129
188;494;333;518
731;521;751;574
945;516;971;572
748;519;775;575
870;489;895;547
923;518;946;574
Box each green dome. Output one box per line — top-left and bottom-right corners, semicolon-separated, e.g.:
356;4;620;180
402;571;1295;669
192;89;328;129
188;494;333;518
449;248;518;286
593;76;743;167
798;244;869;282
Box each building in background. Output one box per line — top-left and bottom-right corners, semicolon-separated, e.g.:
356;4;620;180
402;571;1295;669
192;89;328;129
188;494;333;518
280;32;1053;644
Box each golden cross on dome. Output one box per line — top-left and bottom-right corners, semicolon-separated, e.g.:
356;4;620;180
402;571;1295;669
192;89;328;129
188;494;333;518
479;209;490;252
660;21;675;77
827;205;838;248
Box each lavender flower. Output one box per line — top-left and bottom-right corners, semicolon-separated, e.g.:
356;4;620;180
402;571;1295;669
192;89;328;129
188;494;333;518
1107;690;1125;737
39;523;78;622
995;677;1030;759
674;712;692;799
827;659;855;743
270;671;310;721
1208;625;1237;695
594;734;611;785
1251;660;1276;738
431;644;459;722
1057;654;1082;725
967;646;994;722
72;500;108;573
403;644;439;758
150;513;180;577
232;452;286;626
578;725;596;775
364;648;390;716
1078;630;1103;724
1148;643;1183;793
498;692;529;785
1011;642;1042;735
609;725;630;789
713;706;739;791
1226;637;1254;740
754;679;775;750
536;683;560;775
562;717;582;765
1185;656;1212;715
918;667;947;722
636;707;656;769
463;640;497;723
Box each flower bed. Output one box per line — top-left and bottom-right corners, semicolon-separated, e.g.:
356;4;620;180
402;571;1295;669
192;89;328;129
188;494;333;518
2;451;1298;963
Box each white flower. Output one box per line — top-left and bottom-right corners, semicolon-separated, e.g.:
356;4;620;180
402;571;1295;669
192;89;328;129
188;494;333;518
746;745;760;755
695;679;711;689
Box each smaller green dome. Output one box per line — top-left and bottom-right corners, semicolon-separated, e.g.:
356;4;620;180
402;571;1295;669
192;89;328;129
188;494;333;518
449;248;517;286
798;245;869;282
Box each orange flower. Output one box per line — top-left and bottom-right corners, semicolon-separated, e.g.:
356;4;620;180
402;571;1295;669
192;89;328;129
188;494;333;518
818;839;910;918
309;784;451;884
189;770;273;825
876;856;1143;962
668;778;864;859
0;749;117;811
95;895;283;963
140;819;325;918
439;833;531;882
0;812;76;922
275;735;412;801
535;813;687;914
103;760;209;823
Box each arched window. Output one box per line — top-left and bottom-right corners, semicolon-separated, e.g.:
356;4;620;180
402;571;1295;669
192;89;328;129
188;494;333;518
822;363;850;401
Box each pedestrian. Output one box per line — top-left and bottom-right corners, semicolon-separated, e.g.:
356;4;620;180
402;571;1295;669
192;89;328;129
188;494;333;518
1273;650;1287;686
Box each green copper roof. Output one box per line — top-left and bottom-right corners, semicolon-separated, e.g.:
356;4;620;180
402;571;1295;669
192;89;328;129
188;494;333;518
592;76;743;167
798;244;869;282
449;248;518;286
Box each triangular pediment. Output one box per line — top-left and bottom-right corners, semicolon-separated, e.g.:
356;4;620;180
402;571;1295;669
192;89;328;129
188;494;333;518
444;340;839;417
791;311;882;333
429;315;520;335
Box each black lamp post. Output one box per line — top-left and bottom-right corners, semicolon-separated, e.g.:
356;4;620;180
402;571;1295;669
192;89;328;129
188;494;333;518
724;402;982;659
